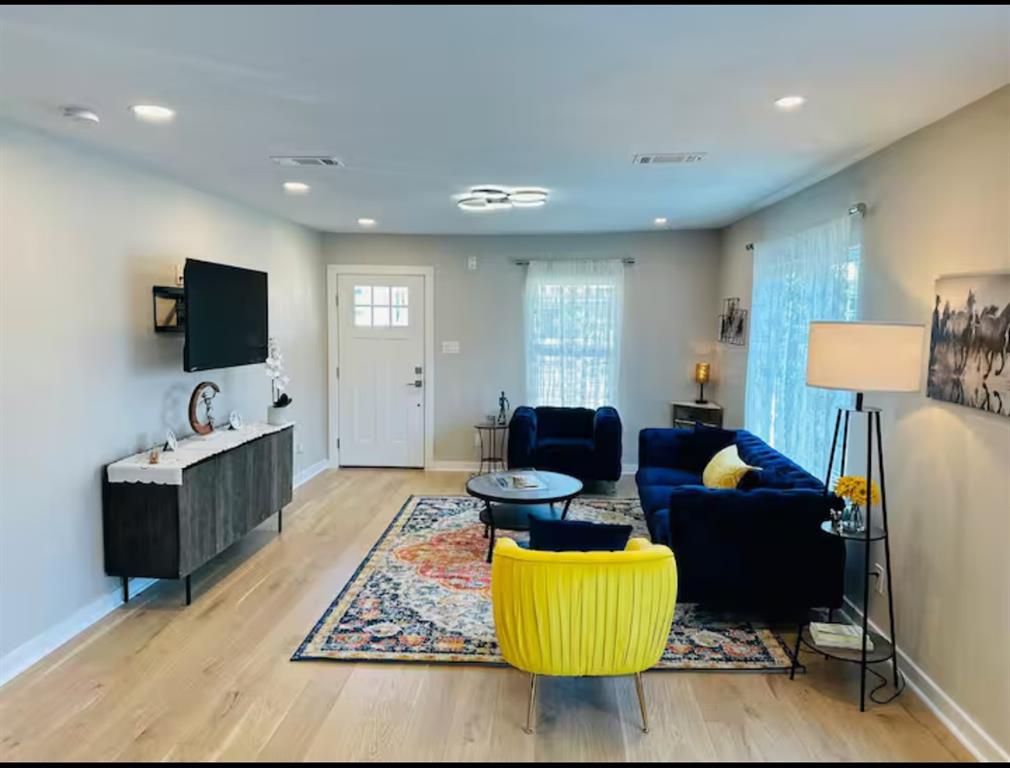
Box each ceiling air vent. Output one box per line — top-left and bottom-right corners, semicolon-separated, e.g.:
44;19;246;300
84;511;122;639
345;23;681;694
633;152;707;165
270;156;344;168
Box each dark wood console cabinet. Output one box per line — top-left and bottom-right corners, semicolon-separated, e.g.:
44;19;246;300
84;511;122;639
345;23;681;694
103;425;293;604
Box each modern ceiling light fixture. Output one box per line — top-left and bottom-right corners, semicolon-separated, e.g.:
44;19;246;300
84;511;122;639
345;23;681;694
456;186;549;212
774;95;806;111
357;218;377;227
129;104;176;123
508;188;549;207
283;181;311;195
60;105;100;124
654;217;668;226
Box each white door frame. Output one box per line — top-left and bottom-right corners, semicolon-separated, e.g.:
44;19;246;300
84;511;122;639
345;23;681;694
326;264;435;469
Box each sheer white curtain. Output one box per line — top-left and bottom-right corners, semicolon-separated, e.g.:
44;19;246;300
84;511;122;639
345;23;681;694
745;215;861;478
524;259;624;408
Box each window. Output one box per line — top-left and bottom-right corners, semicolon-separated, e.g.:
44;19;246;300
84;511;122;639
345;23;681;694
524;260;624;408
744;214;861;479
354;284;408;327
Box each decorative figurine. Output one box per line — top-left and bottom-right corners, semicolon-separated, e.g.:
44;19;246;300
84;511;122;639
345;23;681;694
188;381;220;435
228;410;243;430
164;429;178;452
497;391;510;426
148;446;161;465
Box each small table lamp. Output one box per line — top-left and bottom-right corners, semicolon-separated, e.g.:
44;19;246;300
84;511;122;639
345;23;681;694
804;320;924;711
693;362;711;404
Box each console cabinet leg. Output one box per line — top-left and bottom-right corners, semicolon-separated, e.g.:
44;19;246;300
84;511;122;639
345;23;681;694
122;576;129;604
185;575;191;606
278;508;283;534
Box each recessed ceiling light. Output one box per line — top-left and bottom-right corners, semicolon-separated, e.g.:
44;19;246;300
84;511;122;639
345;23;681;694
357;218;377;227
130;104;176;123
60;105;100;124
774;95;806;111
654;217;668;226
283;181;311;195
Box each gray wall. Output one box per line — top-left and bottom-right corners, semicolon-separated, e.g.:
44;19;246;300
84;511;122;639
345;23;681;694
0;123;328;665
322;231;722;464
716;86;1010;755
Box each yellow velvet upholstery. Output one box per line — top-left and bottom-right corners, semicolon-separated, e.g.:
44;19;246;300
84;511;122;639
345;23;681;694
491;538;678;677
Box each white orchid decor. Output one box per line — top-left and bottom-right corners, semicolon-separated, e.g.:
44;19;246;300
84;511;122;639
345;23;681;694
264;337;292;407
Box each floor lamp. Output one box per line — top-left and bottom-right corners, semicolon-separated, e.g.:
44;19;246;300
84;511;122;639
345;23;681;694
797;321;924;711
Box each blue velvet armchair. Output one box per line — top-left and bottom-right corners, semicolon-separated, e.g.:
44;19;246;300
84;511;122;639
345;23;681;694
508;406;622;482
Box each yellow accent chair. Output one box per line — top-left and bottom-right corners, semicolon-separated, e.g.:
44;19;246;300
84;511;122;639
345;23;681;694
491;537;678;733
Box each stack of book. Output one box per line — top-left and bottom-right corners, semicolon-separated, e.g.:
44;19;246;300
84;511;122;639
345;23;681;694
810;622;874;651
494;472;546;491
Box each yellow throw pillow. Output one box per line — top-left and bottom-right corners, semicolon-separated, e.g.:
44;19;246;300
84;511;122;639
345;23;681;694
702;444;760;489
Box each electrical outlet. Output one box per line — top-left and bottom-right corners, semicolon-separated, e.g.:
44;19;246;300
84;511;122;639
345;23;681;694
872;563;886;595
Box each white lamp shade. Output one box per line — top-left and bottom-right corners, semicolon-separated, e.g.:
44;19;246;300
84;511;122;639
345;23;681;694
807;322;925;392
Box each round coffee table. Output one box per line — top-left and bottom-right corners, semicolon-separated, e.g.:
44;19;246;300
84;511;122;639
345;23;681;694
465;471;583;562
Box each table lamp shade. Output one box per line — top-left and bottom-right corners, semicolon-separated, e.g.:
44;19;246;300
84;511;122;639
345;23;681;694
694;362;711;384
807;322;925;392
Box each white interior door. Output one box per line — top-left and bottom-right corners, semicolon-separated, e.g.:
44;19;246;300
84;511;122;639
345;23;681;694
337;274;425;467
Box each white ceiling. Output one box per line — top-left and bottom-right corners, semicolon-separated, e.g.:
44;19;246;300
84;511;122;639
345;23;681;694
1;5;1008;234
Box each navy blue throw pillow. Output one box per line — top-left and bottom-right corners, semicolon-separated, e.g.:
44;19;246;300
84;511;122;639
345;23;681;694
528;516;632;552
682;424;737;472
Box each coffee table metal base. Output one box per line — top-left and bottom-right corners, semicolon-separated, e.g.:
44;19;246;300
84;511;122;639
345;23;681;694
478;499;573;563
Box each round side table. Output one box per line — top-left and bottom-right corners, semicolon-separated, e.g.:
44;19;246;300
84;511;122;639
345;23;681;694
474;423;508;474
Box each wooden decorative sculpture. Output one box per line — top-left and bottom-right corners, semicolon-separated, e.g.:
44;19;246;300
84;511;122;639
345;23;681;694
188;381;220;435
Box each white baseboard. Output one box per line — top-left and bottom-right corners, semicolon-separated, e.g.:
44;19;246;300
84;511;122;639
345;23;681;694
0;575;158;688
294;458;329;487
841;597;1008;762
427;460;480;472
0;455;332;691
429;461;639;477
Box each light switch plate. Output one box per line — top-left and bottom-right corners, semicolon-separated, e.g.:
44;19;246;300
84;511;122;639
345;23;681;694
441;341;460;354
467;256;478;271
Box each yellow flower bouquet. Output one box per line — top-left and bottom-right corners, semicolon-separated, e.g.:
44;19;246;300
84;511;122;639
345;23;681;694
833;475;880;506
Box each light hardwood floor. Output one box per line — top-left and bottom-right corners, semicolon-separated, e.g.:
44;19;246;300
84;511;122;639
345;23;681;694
0;469;971;762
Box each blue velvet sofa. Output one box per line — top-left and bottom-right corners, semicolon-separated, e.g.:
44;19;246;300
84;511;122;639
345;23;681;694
636;426;845;611
508;406;622;482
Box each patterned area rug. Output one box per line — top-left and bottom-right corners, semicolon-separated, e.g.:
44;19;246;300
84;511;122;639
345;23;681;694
293;496;792;670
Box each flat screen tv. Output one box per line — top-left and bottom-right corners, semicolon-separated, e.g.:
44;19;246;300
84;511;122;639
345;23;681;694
183;259;268;372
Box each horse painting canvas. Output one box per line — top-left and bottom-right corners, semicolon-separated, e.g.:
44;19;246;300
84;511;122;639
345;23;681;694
928;273;1010;418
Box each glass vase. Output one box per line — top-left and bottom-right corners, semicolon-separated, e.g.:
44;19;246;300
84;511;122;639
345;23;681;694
841;502;865;533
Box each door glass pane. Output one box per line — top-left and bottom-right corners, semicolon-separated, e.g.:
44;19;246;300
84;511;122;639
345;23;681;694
373;285;390;306
354;285;371;305
392;307;409;326
354;306;372;326
392;286;409;306
373;306;390;327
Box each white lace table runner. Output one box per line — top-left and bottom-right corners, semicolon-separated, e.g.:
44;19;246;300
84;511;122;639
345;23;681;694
106;422;292;485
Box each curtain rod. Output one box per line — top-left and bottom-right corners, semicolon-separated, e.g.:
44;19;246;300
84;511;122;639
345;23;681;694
745;202;866;251
513;257;636;266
